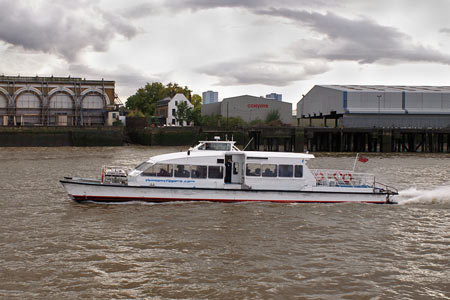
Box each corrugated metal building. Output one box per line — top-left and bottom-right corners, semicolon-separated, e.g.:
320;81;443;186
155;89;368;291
202;95;292;125
297;85;450;128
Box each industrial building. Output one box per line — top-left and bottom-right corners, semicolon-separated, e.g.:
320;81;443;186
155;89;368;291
0;75;119;126
202;90;218;105
266;93;282;102
202;95;292;124
297;85;450;128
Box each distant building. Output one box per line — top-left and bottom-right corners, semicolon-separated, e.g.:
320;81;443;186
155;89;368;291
202;95;292;124
155;93;193;126
202;90;218;104
297;85;450;128
266;93;282;102
0;75;117;126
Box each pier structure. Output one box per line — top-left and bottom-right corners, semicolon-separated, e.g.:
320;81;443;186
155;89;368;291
246;127;450;153
0;75;119;126
300;127;450;153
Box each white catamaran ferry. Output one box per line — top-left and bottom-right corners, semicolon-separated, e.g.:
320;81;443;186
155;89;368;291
60;139;397;204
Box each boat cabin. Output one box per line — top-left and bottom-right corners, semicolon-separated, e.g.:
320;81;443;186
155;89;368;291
127;140;316;191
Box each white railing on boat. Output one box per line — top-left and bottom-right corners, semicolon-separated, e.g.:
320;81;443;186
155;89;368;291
311;169;375;188
102;166;129;184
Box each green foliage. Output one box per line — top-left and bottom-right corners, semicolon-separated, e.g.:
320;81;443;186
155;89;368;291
125;82;192;117
165;82;192;99
199;114;245;129
190;106;202;126
249;118;264;127
112;119;124;127
227;116;246;129
191;94;202;109
265;110;280;123
173;102;191;126
125;82;165;116
127;110;145;117
200;114;223;127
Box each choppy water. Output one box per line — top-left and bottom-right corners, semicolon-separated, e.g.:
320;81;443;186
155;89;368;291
0;146;449;299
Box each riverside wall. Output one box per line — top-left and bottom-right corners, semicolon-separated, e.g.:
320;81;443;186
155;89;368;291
127;123;450;153
0;127;124;147
3;120;450;153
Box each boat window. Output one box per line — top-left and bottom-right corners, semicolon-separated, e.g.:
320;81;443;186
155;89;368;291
142;163;173;177
246;163;261;177
233;162;239;175
174;164;191;178
208;166;223;179
142;165;157;176
262;164;277;177
156;164;173;177
203;143;231;151
295;165;303;178
191;165;207;179
135;162;152;171
279;165;293;177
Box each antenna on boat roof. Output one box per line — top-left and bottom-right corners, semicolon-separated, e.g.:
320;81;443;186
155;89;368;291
214;136;220;141
243;137;254;151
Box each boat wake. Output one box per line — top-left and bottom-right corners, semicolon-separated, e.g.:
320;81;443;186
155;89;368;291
394;186;450;205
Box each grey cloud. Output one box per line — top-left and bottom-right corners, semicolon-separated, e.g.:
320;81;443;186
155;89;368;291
167;0;336;11
122;3;160;18
440;28;450;35
69;63;156;86
0;0;139;61
68;63;160;100
197;58;330;86
257;8;450;65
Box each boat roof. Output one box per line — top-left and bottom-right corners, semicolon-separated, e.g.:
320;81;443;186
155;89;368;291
145;148;314;164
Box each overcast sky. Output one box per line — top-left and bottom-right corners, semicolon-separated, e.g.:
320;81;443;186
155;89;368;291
1;0;450;105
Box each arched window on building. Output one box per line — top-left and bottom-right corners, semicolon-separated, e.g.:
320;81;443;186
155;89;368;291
81;93;106;126
0;93;7;126
49;93;74;126
16;92;41;125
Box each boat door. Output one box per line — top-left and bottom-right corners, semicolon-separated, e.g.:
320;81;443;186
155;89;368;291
230;154;245;184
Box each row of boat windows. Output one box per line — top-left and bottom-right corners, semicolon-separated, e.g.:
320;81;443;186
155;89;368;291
246;164;303;178
138;163;303;179
142;164;223;179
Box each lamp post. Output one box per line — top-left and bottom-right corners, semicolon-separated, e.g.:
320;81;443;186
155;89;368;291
377;94;382;128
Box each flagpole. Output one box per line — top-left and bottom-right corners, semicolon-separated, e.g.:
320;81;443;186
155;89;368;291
352;153;359;171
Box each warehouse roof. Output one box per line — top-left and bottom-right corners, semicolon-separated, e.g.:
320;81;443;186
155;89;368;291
320;85;450;93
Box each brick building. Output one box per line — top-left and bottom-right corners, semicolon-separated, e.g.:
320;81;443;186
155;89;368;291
0;75;118;126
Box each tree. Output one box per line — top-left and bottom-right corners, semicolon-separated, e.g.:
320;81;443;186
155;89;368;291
173;101;192;126
125;82;166;116
165;82;192;99
265;109;281;125
191;94;202;109
190;106;202;126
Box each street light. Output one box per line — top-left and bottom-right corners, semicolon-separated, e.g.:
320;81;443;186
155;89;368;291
377;94;382;127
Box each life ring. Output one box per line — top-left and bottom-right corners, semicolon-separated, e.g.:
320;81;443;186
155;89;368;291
316;172;325;182
333;171;342;181
342;173;353;184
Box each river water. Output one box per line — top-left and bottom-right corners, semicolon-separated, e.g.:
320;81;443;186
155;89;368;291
0;146;449;299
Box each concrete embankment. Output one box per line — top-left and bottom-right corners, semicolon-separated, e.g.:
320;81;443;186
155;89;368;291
0;127;124;147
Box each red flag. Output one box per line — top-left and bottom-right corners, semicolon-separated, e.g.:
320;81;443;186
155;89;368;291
358;156;368;163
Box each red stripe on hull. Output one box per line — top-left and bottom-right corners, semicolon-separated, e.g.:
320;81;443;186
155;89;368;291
71;195;386;204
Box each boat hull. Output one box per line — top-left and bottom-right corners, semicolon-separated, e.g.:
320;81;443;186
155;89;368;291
60;179;394;204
